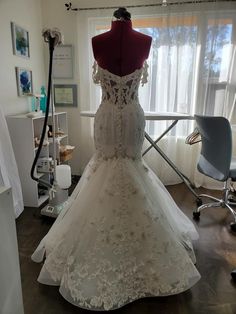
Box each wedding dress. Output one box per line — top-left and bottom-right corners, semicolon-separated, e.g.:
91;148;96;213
32;61;201;311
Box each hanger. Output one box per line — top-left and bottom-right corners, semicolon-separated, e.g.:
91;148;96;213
185;127;201;145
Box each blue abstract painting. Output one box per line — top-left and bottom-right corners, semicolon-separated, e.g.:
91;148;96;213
11;22;30;58
16;67;33;96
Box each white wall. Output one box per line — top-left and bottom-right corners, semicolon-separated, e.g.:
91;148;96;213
0;0;45;116
41;0;81;175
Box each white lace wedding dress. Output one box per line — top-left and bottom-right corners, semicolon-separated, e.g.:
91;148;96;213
32;61;201;311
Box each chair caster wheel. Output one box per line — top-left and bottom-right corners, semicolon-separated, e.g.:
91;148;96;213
231;269;236;281
193;211;200;220
230;222;236;232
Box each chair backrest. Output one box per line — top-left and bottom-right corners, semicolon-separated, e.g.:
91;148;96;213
194;115;232;181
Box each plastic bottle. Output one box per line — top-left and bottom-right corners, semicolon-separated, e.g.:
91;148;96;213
30;96;35;112
40;86;47;113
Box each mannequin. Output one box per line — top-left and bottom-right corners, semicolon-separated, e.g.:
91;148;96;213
31;8;201;311
92;7;152;76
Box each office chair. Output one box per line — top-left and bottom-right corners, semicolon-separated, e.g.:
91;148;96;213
193;115;236;231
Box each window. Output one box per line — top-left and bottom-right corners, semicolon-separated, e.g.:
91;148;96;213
92;12;235;136
202;18;233;115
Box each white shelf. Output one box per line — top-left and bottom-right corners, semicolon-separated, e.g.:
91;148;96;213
35;172;45;179
48;134;68;142
9;112;66;119
6;111;69;208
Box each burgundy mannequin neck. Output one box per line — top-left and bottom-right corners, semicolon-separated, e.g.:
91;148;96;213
92;19;152;76
110;20;133;33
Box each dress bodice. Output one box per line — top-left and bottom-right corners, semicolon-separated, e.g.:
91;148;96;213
92;62;148;160
93;61;148;109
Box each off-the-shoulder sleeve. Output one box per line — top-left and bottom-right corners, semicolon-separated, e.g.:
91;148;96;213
141;60;149;86
92;61;100;84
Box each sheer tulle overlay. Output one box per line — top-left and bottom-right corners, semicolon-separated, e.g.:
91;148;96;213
32;62;200;311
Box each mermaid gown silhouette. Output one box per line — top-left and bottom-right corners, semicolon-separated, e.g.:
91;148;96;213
32;60;201;311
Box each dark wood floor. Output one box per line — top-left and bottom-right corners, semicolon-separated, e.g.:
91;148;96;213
16;183;236;314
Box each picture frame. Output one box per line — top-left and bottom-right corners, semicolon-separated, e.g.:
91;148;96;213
15;67;33;96
54;84;77;107
53;45;73;79
11;22;30;58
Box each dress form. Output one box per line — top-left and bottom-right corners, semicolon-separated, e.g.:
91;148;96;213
92;20;152;76
31;9;201;311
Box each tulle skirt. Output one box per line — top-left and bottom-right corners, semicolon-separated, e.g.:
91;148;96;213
32;154;200;311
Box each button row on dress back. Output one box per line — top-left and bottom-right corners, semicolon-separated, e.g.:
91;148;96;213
93;61;148;159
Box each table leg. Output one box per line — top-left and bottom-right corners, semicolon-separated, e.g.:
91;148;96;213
142;120;178;156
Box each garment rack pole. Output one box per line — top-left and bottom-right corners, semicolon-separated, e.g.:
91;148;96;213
66;0;236;11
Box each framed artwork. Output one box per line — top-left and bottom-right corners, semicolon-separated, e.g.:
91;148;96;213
11;22;30;58
54;84;77;107
53;45;73;78
15;67;33;96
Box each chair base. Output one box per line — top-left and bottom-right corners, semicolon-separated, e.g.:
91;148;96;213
193;187;236;232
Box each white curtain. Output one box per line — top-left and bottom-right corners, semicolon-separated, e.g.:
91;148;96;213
77;1;236;188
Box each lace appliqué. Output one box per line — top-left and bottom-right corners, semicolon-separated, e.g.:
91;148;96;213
40;152;199;310
43;193;199;311
93;61;147;160
32;61;200;311
92;61;100;84
141;60;148;86
92;61;148;107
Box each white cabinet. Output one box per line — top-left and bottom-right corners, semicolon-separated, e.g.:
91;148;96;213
6;112;68;207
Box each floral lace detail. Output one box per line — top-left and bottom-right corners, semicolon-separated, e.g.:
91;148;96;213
93;63;147;160
38;154;200;311
42;182;199;310
92;61;148;85
32;63;200;311
92;61;148;107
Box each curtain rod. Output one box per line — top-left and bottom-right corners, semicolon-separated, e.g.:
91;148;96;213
65;0;236;11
